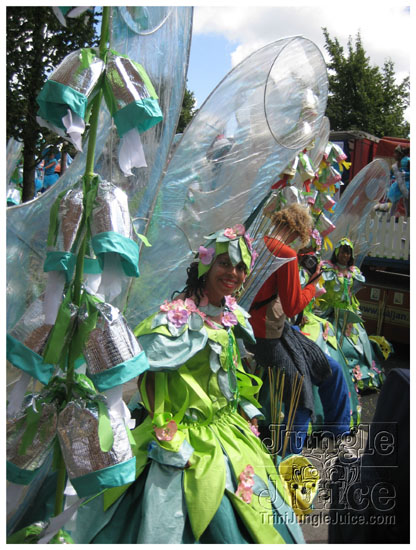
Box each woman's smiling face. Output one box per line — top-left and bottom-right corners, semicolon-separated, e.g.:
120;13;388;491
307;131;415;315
204;253;247;305
337;245;352;266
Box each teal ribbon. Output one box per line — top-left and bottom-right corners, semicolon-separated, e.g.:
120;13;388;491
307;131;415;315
88;351;149;392
69;456;136;498
91;231;140;277
43;251;77;282
112;98;163;136
7;334;55;385
36;80;88;129
6;460;41;486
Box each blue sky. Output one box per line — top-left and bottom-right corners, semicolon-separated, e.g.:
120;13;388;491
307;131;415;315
186;4;411;115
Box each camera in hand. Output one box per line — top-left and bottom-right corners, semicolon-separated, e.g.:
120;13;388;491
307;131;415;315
299;253;318;275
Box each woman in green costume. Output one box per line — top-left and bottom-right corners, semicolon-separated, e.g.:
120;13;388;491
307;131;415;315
316;238;385;393
297;249;361;430
73;224;304;544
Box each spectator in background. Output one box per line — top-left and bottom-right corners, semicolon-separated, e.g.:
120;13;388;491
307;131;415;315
387;145;410;218
42;149;60;191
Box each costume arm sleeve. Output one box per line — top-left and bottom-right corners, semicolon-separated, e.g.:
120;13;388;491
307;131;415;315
263;239;316;317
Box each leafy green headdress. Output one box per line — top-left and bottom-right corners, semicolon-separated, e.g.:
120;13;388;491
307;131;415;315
334;237;354;260
197;224;258;278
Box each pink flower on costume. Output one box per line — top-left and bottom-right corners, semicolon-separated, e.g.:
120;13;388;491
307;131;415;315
221;311;238;327
167;308;189;328
154;420;178;441
160;300;171;312
224;227;237;239
199;246;215;265
250;248;259;269
244;233;254;247
225;295;237;310
184;298;198;312
236;484;253;503
352;365;362;380
249;422;260;437
233;224;246;236
236;465;255;503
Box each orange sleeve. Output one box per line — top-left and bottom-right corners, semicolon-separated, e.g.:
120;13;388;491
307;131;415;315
264;237;316;318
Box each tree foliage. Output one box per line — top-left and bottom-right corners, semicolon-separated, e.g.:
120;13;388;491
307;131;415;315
176;87;197;134
7;7;100;202
322;28;409;138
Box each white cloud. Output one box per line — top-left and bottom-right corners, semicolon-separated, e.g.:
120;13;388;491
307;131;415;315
193;5;410;77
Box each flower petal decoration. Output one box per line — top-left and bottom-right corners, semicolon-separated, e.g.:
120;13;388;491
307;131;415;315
154;420;178;441
198;246;215;265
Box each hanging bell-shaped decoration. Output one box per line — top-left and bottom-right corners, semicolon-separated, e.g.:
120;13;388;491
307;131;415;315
36;48;105;151
57;398;136;497
82;300;149;392
7;395;58;485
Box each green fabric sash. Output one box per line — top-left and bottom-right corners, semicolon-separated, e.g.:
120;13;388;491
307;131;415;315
7;334;55;385
91;231;140;277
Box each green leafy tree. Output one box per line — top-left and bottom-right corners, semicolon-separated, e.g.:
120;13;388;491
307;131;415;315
7;7;101;202
176;87;197;134
323;28;409;138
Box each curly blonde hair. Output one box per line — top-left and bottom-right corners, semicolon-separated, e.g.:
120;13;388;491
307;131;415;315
270;203;313;246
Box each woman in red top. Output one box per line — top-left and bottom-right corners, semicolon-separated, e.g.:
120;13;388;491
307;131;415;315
247;204;350;456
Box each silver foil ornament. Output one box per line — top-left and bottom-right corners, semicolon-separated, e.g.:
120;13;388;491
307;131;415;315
56;185;85;252
49;48;104;98
83;302;142;375
7;396;58;475
57;399;133;479
105;52;152;112
9;297;52;356
90;181;132;238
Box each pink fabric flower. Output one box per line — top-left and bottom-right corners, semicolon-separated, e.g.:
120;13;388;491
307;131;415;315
167;308;189;328
224;295;237;310
198;246;215;265
233;224;246;236
352;365;362;380
236;483;253;503
221;311;238;327
249;423;260;437
154;420;178;441
236;465;255;503
184;298;198;312
160;300;171;312
240;464;255;482
224;227;237;239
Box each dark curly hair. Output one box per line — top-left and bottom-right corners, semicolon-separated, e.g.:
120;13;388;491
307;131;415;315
171;261;213;307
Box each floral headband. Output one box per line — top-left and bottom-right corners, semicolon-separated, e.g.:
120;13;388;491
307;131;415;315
197;224;258;278
335;237;354;257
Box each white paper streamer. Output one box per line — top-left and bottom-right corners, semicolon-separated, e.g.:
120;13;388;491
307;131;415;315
118;128;147;176
43;271;66;325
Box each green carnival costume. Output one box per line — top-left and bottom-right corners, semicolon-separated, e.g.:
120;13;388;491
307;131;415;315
298;269;360;428
71;226;304;544
317;238;385;393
